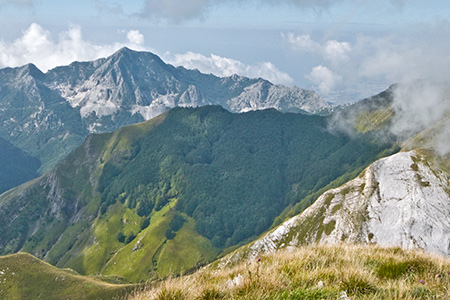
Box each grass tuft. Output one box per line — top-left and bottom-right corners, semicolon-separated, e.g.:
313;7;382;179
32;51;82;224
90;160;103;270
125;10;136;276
129;244;450;300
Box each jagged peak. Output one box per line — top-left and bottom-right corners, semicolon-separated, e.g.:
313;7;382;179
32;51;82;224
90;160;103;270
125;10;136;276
16;63;44;78
109;47;164;64
96;47;176;78
112;46;136;56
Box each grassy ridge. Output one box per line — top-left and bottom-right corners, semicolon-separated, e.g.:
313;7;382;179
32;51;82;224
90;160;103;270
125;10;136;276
131;244;450;300
0;252;135;300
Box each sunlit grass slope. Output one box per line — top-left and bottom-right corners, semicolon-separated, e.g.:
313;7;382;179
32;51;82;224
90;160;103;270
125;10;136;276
131;244;450;300
0;252;136;300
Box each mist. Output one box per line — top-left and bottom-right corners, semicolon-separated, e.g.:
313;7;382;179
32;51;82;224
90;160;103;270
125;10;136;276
329;78;450;156
390;80;450;138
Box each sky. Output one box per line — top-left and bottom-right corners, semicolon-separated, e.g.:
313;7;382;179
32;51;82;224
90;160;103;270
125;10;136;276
0;0;450;103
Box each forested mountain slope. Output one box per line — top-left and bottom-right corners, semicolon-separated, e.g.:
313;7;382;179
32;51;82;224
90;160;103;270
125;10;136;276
0;105;395;282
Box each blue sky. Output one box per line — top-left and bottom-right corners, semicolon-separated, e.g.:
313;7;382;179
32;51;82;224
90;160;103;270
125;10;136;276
1;0;449;103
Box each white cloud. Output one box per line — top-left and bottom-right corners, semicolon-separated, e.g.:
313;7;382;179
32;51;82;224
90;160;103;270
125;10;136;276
389;81;449;139
282;33;321;52
126;30;145;45
283;32;352;65
0;23;147;71
324;39;351;63
306;65;341;94
284;23;450;99
165;51;294;85
355;33;450;84
283;32;351;94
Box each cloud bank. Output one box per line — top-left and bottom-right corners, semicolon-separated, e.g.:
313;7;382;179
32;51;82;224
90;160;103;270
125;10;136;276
283;22;450;98
330;78;450;156
0;23;146;72
140;0;407;23
381;80;450;156
0;23;293;85
164;51;294;85
283;32;352;94
140;0;349;23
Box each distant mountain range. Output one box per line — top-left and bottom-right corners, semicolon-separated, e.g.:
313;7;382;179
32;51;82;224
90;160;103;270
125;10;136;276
0;47;331;178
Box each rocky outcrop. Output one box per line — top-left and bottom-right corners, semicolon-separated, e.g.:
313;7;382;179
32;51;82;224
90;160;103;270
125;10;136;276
223;151;450;266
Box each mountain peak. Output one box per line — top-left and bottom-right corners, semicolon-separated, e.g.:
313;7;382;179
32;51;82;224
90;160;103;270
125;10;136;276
18;63;44;78
113;46;136;56
110;47;161;62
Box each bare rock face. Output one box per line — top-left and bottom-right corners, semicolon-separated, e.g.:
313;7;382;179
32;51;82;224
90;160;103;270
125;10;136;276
316;151;450;254
224;151;450;266
45;47;330;132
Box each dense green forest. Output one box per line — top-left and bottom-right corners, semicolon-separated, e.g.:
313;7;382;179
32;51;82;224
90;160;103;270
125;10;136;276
98;106;396;248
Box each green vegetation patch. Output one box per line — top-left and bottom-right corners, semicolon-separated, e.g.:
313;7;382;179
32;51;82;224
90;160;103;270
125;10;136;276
130;244;450;300
0;253;134;300
81;203;144;276
354;107;394;134
101;203;218;282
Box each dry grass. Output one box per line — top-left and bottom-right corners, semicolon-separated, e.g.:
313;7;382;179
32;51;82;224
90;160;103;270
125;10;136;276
128;244;450;300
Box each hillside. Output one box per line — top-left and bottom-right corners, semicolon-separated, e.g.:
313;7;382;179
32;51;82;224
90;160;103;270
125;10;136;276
131;244;450;300
2;244;448;300
207;80;450;265
0;105;396;282
221;149;450;267
0;252;135;300
0;48;330;174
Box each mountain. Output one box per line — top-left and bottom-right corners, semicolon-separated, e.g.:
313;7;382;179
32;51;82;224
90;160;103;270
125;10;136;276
0;47;330;174
0;64;88;173
215;84;450;264
222;150;450;266
0;136;40;194
0;252;134;300
0;105;395;282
